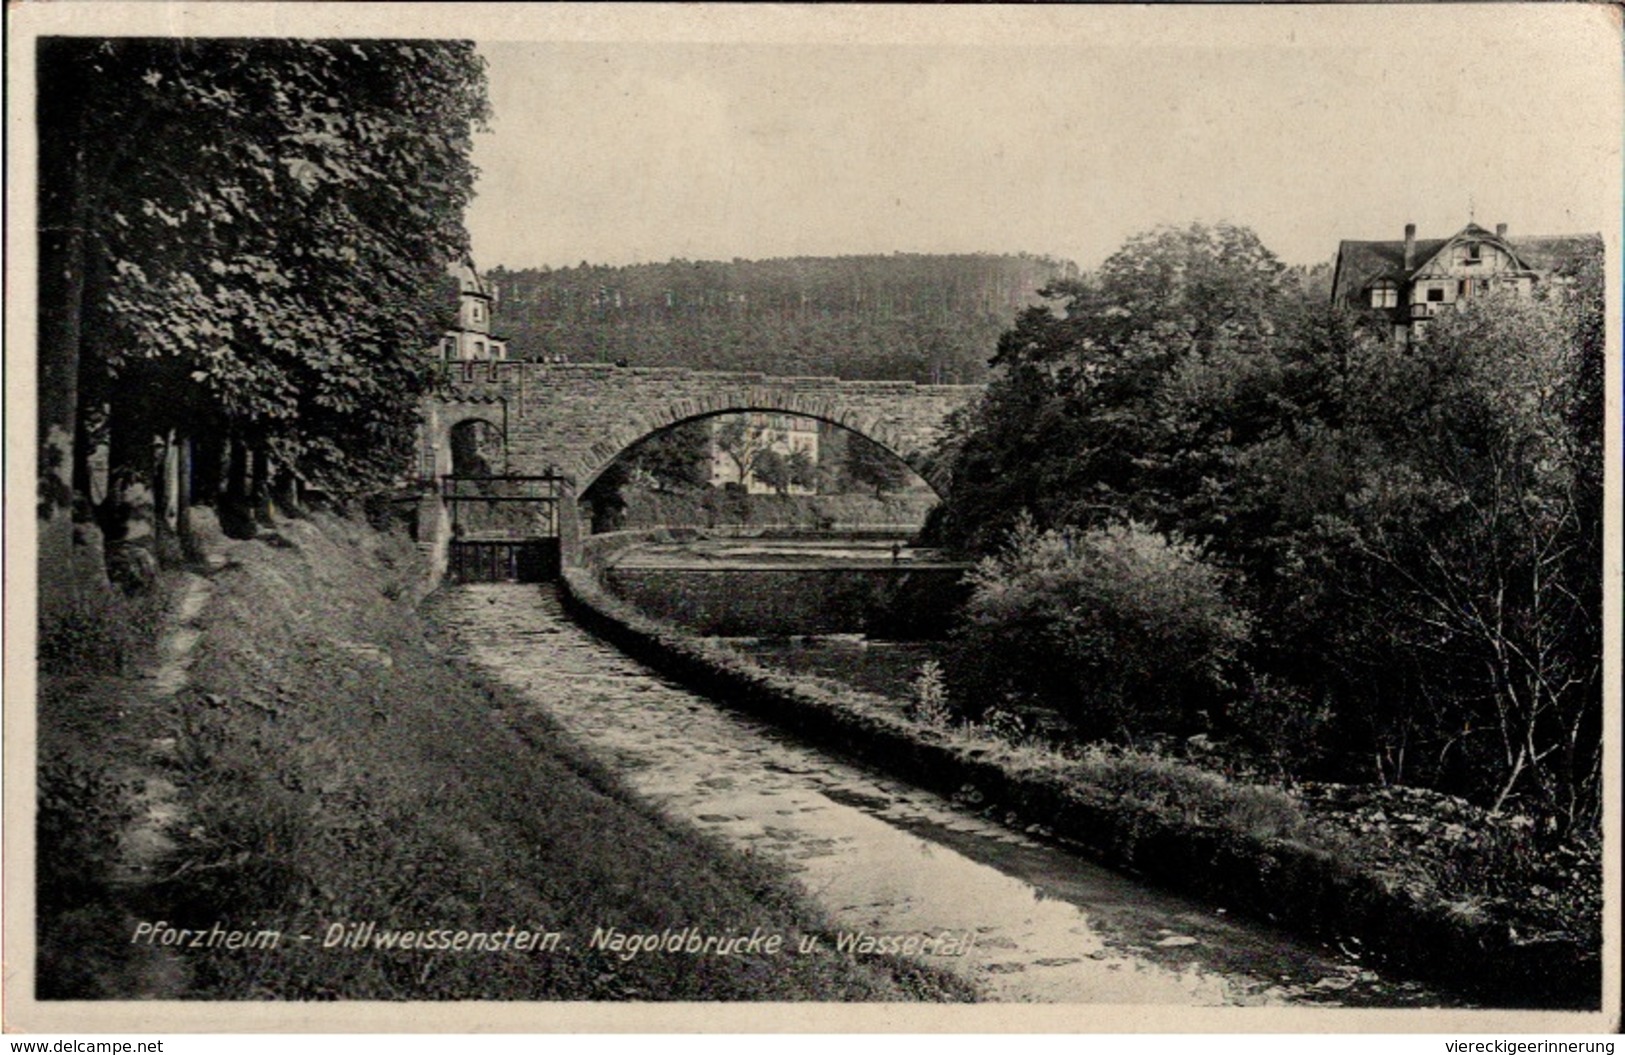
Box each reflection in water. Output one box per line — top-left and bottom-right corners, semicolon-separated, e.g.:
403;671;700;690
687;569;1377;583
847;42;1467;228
726;636;941;702
440;584;1453;1007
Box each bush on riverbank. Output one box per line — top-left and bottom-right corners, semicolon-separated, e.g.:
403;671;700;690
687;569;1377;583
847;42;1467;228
560;564;1600;1008
33;512;975;1002
948;518;1248;738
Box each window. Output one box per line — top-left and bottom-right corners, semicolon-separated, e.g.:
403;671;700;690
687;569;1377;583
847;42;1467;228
1465;243;1482;264
1427;286;1445;303
1369;280;1398;309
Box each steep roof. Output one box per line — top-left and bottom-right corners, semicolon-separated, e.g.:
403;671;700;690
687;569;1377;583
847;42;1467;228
1330;237;1447;306
1331;224;1599;308
451;256;493;299
1507;233;1603;275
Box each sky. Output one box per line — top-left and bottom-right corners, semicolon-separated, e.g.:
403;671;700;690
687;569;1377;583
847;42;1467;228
462;6;1619;272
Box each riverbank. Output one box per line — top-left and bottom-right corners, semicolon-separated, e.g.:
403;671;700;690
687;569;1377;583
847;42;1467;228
33;510;974;1002
559;564;1602;1008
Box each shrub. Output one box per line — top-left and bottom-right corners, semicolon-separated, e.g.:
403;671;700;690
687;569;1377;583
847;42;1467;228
976;706;1030;745
1070;743;1309;841
906;660;953;728
948;517;1248;740
36;754;144;998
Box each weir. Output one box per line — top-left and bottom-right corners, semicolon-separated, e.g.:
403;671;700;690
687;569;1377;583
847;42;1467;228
601;562;970;638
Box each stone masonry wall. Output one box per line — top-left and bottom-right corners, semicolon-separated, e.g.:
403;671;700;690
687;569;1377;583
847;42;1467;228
428;362;981;492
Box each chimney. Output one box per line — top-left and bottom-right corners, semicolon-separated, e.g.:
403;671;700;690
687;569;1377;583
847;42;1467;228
1403;223;1416;270
1495;223;1507;239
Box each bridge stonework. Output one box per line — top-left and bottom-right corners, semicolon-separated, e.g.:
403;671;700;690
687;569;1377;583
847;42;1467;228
419;361;982;565
425;362;980;488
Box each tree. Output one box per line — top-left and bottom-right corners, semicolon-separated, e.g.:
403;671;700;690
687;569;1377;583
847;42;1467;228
928;222;1303;553
711;416;773;488
752;447;817;496
842;433;907;498
1317;286;1603;826
751;450;793;496
623;419;711;492
37;38;488;588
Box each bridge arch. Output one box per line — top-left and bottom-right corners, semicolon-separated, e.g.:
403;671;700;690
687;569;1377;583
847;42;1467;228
447;416;507;477
578;402;933;498
424;399;508;480
420;363;982;566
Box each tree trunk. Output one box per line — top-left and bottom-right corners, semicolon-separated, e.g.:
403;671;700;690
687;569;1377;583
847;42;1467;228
192;430;224;508
251;444;274;526
99;395;144;543
99;394;159;593
151;429;184;566
36;49;91;616
175;433;197;559
273;460;305;519
220;432;257;540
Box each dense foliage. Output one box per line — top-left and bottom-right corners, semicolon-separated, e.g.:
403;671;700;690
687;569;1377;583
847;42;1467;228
928;222;1603;834
487;254;1076;382
950;518;1250;740
37;38;488;594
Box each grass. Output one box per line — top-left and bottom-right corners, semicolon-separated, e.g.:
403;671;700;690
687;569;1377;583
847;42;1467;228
38;579;170;677
36;572;182;998
34;512;976;1002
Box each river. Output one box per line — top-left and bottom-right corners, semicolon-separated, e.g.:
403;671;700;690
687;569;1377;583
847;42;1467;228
439;583;1454;1006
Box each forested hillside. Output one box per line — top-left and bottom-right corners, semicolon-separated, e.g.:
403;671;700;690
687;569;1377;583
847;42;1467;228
486;253;1077;382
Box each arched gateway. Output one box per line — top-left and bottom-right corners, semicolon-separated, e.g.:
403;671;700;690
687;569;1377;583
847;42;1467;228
415;361;982;577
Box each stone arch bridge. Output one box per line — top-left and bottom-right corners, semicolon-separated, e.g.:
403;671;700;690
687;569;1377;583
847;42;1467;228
417;361;982;567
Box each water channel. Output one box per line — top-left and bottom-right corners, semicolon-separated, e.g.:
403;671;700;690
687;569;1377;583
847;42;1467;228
605;535;956;570
440;583;1455;1006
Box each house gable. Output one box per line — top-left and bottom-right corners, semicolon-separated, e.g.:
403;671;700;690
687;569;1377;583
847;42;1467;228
1331;222;1597;336
1408;223;1533;280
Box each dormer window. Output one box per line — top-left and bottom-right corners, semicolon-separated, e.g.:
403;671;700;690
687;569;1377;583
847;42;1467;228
1369;279;1398;309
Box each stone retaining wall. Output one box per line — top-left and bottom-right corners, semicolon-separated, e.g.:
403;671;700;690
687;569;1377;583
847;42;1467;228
602;566;970;638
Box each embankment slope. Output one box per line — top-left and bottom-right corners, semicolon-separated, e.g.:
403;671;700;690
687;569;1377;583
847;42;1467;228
34;512;972;1002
